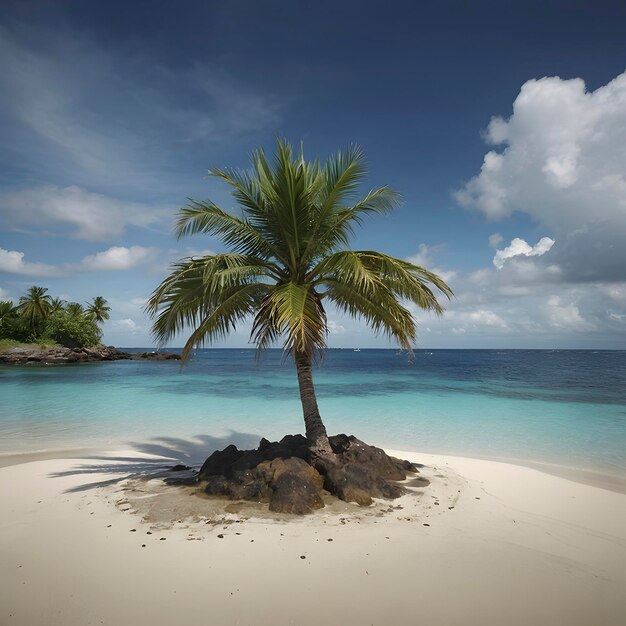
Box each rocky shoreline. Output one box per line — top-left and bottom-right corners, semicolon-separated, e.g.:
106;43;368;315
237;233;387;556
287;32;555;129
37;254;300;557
0;344;181;365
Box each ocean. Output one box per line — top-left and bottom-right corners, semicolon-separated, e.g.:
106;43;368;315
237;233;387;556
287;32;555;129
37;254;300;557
1;349;625;478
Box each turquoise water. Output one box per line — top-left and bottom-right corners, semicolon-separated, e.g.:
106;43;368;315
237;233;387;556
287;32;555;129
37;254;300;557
1;349;625;477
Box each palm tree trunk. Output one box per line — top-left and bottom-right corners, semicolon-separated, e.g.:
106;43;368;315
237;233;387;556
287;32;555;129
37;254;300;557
294;350;333;458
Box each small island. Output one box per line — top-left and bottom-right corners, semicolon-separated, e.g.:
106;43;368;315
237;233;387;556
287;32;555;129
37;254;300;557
0;286;180;365
0;344;180;365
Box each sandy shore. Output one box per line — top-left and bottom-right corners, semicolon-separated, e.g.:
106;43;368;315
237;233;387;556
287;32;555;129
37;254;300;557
1;448;625;626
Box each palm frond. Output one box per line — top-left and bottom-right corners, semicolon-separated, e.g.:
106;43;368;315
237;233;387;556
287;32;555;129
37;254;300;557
151;140;452;360
323;279;416;351
147;254;274;356
175;200;283;262
251;282;327;358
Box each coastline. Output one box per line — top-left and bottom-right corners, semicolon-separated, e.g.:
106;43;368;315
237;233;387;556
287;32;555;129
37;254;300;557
1;446;625;625
2;443;625;494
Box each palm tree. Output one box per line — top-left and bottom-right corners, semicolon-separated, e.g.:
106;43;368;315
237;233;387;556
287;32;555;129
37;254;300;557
86;296;111;324
148;140;452;458
0;300;15;335
65;302;86;317
50;297;66;314
18;286;52;338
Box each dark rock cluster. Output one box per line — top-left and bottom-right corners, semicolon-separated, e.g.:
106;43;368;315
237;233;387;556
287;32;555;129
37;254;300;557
197;434;421;515
0;345;180;365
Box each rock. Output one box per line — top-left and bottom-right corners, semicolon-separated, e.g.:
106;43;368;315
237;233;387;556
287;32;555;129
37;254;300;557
130;351;181;361
203;475;229;496
201;451;324;506
317;460;405;506
196;433;421;514
199;445;244;479
257;457;324;490
0;344;180;365
269;472;324;515
329;434;416;481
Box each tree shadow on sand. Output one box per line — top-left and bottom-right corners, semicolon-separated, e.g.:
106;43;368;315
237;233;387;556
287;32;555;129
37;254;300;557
47;431;264;493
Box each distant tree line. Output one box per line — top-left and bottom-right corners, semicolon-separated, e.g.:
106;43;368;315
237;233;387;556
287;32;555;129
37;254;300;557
0;286;110;348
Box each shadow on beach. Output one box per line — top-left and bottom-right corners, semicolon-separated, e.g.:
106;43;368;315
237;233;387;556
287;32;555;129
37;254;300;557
47;431;263;493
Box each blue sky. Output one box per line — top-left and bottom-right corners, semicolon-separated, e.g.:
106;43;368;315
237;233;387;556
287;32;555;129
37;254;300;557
1;0;625;348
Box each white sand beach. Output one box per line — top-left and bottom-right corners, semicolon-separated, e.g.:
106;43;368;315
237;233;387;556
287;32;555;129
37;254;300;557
1;449;625;626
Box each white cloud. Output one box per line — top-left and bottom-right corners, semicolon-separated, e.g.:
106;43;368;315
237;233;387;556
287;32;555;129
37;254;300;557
433;307;509;333
0;245;156;276
406;244;456;285
465;309;508;328
488;233;503;248
493;237;555;269
406;243;432;267
327;320;346;335
80;246;157;271
185;247;217;259
456;71;626;281
0;286;10;300
600;283;626;303
0;247;61;277
113;318;140;333
547;296;593;331
0;186;168;241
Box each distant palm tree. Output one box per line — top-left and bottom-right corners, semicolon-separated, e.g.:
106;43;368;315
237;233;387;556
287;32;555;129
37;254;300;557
86;296;111;324
148;140;452;457
0;300;15;335
18;286;52;338
66;302;86;317
50;297;66;314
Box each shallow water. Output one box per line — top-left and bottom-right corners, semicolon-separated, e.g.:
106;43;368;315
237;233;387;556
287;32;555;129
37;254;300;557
1;349;625;477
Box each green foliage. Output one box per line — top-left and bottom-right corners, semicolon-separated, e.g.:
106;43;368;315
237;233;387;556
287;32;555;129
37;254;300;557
86;296;111;324
148;139;453;361
0;300;16;332
44;309;102;348
18;286;52;338
0;338;56;352
0;289;110;346
50;298;66;314
0;300;30;342
0;338;27;351
65;302;85;317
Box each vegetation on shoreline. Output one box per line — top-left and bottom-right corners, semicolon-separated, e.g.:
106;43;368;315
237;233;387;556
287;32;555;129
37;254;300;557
0;338;57;352
0;286;110;349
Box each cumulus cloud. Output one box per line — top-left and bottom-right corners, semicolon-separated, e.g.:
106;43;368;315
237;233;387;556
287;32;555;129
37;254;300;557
80;246;157;271
493;237;555;269
547;296;593;331
0;186;168;241
446;308;508;330
113;318;140;334
456;71;626;282
0;246;157;276
0;247;61;277
327;320;346;335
